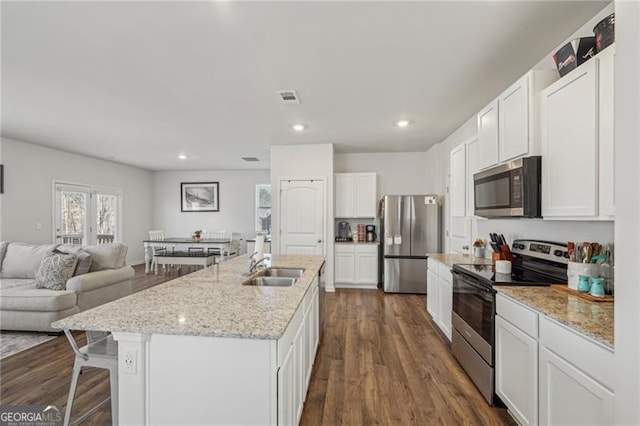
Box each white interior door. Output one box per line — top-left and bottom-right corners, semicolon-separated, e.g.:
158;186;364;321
279;180;324;255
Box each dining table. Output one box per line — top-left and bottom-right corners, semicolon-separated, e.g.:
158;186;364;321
143;237;232;273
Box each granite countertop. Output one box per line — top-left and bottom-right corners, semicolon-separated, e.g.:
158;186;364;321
52;254;325;340
496;286;614;350
426;253;493;268
335;241;380;245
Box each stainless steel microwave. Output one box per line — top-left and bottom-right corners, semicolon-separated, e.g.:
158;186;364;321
473;156;541;218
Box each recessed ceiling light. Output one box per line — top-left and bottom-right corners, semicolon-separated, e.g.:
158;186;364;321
396;119;411;128
178;154;187;160
292;124;306;132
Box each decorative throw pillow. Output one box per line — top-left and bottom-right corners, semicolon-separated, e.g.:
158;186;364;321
34;250;78;290
57;245;93;276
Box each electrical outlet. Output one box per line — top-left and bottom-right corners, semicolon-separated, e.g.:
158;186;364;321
122;349;137;374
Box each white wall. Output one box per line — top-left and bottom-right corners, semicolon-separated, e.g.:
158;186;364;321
614;1;640;422
151;169;270;251
270;144;334;289
334;152;429;195
0;138;153;264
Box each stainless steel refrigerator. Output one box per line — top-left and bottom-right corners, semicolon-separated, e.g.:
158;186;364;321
380;195;441;293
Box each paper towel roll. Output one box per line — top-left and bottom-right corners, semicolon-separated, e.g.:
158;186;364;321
254;235;265;260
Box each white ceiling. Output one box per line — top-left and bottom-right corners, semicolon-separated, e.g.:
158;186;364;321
1;1;609;171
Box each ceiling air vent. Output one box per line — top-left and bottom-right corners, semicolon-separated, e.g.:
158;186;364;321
242;157;260;162
277;90;300;104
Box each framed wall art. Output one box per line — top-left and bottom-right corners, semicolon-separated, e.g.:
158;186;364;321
181;182;219;212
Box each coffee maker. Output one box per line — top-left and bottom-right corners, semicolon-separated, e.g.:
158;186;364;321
338;222;351;240
366;225;377;242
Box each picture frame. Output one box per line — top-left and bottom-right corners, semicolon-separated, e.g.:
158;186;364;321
181;182;219;212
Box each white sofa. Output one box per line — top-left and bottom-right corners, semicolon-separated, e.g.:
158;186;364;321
0;242;134;332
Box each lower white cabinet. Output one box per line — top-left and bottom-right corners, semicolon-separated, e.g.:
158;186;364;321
426;258;452;341
334;244;378;289
539;316;614;426
495;315;538;426
278;279;320;425
495;293;614;426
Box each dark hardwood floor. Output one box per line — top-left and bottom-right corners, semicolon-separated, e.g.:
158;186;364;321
300;289;515;426
1;268;515;425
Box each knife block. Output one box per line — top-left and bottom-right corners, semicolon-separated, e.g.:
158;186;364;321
492;252;505;265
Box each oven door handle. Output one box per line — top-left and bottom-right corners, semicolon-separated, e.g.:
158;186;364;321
451;270;494;294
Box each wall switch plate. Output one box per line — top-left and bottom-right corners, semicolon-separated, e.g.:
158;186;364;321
122;349;137;374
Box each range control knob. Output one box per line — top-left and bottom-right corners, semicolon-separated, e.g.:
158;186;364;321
563;251;570;258
554;249;563;257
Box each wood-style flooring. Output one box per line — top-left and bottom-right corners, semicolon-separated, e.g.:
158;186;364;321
1;268;515;425
301;289;514;426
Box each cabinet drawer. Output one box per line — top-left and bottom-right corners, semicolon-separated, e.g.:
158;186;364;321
496;293;538;338
356;244;378;254
427;257;439;271
539;316;614;391
438;263;452;282
335;244;355;254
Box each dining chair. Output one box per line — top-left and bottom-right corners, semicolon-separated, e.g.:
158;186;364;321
227;232;243;257
149;230;170;273
204;230;227;257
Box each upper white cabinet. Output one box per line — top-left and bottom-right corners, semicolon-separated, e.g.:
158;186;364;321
598;46;615;218
477;100;499;170
335;173;377;218
477;70;558;171
449;143;471;253
450;144;467;217
541;48;614;220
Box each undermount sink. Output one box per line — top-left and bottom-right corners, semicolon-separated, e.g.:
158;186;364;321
257;267;305;278
242;276;297;287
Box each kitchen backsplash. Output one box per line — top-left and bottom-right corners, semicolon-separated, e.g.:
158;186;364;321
475;218;614;249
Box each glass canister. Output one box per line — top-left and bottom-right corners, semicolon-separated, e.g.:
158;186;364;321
599;245;614;296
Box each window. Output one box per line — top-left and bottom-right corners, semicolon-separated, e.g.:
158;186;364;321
255;184;271;235
54;182;122;245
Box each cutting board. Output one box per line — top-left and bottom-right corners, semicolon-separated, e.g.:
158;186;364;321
551;284;614;302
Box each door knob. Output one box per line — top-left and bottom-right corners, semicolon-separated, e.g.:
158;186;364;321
462;245;469;250
317;239;323;243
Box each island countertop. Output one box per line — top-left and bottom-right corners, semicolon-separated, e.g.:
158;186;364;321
52;254;325;340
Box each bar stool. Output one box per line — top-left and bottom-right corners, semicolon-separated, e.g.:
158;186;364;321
63;330;118;426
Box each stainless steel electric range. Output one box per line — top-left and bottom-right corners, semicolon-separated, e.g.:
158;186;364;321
450;239;569;404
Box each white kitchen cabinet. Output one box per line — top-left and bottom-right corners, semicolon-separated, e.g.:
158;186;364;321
540;49;616;221
436;273;453;340
598;46;615;218
304;285;319;389
334;173;377;218
426;267;438;317
495;294;539;426
426;258;452;341
498;71;558;163
334;244;355;283
450;143;467;217
539;315;614;426
466;137;479;217
494;292;615;426
334;244;378;289
450;143;471;254
477;99;500;170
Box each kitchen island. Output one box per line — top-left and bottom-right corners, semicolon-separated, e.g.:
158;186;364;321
53;254;325;425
